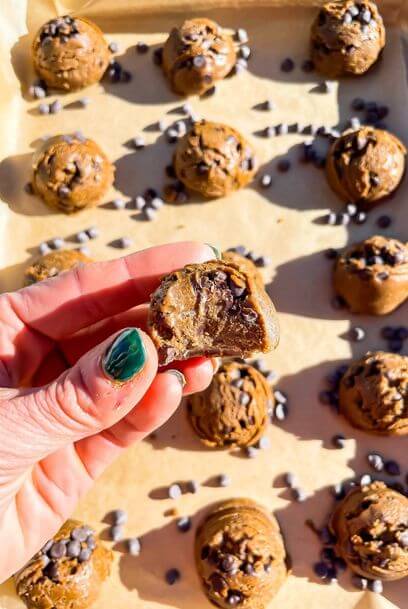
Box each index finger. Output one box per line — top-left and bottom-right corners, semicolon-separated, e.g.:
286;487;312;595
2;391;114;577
7;242;216;339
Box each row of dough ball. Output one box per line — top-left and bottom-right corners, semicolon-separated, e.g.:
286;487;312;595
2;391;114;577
32;2;386;96
15;484;408;609
30;123;406;214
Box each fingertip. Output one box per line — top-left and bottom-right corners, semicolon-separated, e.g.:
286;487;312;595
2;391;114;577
172;357;214;395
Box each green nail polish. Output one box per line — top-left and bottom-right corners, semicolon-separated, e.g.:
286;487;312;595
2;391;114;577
205;244;221;260
103;329;146;382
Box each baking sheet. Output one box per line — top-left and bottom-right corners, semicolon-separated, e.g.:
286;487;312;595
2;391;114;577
0;1;407;608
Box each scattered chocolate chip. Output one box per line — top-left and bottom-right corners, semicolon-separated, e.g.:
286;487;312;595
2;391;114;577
239;45;251;60
353;211;367;225
111;509;128;526
376;214;392;229
277;159;291;172
38;102;50;115
117;237;133;248
176;516;192;533
51;237;64;250
360;473;372;486
112;197;126;209
76;231;89;244
39;242;51;255
128;537;141;555
367;453;384;471
284;472;298;488
218;474;232;487
332;434;346;448
136;41;149;54
187;480;200;494
110;525;124;542
49;99;62;114
281;57;295;72
245;446;259;459
314;561;329;579
169;483;182;499
274;403;288;421
165;568;181;585
260;174;272;188
258;436;270;449
369;579;383;594
349;327;366;342
144;207;157;221
384;460;401;476
292;487;308;502
301;59;315;72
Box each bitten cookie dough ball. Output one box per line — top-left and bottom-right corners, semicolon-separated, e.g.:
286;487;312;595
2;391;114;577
187;361;272;448
195;499;288;609
32;15;110;91
222;250;263;285
333;235;408;315
15;520;113;609
174;121;257;198
330;482;408;581
162;18;236;96
339;351;408;435
311;1;385;77
148;259;279;365
32;135;114;213
326;127;406;207
24;249;93;285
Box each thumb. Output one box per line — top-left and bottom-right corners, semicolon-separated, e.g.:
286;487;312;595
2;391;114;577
0;328;157;474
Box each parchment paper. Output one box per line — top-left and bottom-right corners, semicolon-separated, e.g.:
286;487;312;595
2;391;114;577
0;1;407;609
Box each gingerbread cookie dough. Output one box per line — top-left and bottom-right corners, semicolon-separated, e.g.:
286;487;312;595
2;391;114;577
222;250;263;285
24;249;93;285
330;482;408;581
311;1;385;77
339;351;408;435
162;18;236;96
14;520;113;609
326;127;406;207
195;499;287;609
333;235;408;315
32;135;114;213
148;260;279;365
32;16;110;91
174;121;257;198
187;361;272;448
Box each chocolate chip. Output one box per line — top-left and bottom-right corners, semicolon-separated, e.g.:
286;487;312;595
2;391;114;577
376;214;392;228
110;525;124;542
235;28;249;44
277;159;291;172
51;237;64;250
351;97;365;111
76;231;89;243
57;185;70;198
284;472;298;488
176;516;192;533
66;540;81;558
400;531;408;547
346;203;358;216
353;211;367;225
370;580;383;594
112;197;126;209
281;57;294;72
227;592;242;605
332;434;346;448
49;99;62;114
260;174;272;188
169;483;182;499
276;123;288;136
274;403;288;421
71;527;88;542
258;436;270;449
239;45;251;60
262;126;276;138
86;535;96;550
188;480;200;494
301;59;315;72
349;327;365;342
153;47;163;65
86;226;99;240
78;548;92;562
218;474;231;487
136;41;149;54
245;446;259;458
314;562;329;579
111;509;128;526
367;453;384;471
385;460;400;476
292;487;308;502
109;41;119;53
49;541;67;559
125;537;141;555
360;473;372;486
45;561;59;581
165;568;181;585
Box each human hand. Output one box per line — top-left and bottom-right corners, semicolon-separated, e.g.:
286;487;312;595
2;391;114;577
0;241;216;582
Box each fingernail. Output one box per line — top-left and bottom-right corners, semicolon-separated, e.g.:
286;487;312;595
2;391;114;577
167;369;186;388
205;243;221;260
212;357;221;374
102;328;146;382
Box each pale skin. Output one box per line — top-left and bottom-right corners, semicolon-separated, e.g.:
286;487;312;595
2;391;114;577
0;241;216;582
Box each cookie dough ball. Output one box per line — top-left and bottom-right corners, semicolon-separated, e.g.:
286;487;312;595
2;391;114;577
187;361;272;448
174;120;257;198
32;135;114;213
326;127;406;207
330;482;408;581
32;16;110;91
162;18;236;96
148;259;279;365
339;351;408;435
15;519;113;609
195;499;287;609
24;249;93;285
311;1;385;77
334;235;408;315
222;250;264;285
